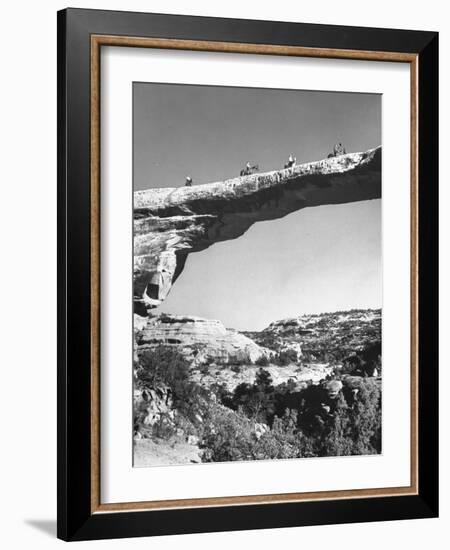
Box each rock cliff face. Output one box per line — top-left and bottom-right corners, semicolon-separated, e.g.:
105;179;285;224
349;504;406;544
136;313;271;365
134;147;381;313
245;309;381;370
134;385;174;431
257;309;381;362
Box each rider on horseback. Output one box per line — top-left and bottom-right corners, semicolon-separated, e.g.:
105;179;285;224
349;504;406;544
240;162;259;176
284;154;296;168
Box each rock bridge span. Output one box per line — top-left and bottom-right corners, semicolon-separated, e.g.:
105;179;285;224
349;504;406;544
133;147;381;315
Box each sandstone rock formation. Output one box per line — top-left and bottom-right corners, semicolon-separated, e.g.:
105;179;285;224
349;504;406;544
133;385;174;434
323;380;343;399
251;309;381;363
136;313;271;366
134;147;381;313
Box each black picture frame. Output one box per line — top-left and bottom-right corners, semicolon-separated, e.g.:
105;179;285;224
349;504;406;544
57;7;438;541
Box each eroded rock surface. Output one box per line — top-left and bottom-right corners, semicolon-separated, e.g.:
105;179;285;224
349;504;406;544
134;385;174;430
136;313;271;366
134;147;381;313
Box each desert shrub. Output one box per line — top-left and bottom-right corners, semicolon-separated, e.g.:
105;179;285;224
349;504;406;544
251;332;278;351
230;369;276;423
255;355;270;367
300;350;314;362
200;405;255;462
208;382;232;404
273;379;298;397
255;368;273;388
200;406;316;462
200;376;381;462
306;378;382;457
136;346;207;420
199;364;210;375
172;413;199;439
341;342;381;376
315;395;355;456
227;355;250;367
345;377;382;453
273;349;298;366
229;370;304;425
270;377;382;457
137;346;188;391
136;347;382;460
224;363;382;458
151;414;177;440
251;410;316;460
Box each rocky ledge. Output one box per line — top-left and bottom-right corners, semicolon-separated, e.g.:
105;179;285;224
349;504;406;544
135;313;271;366
134;147;381;313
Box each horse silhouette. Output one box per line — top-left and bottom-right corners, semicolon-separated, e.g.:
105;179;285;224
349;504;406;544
240;164;259;177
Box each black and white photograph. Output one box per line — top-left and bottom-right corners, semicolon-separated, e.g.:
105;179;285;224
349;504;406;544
132;83;382;467
0;0;442;546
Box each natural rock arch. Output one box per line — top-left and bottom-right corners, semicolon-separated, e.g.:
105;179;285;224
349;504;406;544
134;147;381;315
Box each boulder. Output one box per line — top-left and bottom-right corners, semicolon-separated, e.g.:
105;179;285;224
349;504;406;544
323;380;343;399
134;385;174;429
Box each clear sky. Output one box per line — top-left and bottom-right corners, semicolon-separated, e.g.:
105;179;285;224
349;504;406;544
134;83;381;330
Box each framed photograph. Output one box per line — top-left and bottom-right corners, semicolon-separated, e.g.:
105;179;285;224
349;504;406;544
57;8;438;541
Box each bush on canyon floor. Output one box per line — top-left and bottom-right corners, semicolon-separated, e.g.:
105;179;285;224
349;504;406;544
150;414;177;440
200;406;317;462
230;368;276;423
340;342;382;377
255;355;270;367
250;410;316;460
199;363;210;375
135;347;381;460
200;405;256;462
221;372;382;457
273;348;299;366
344;377;382;454
208;382;232;403
136;346;207;421
296;378;382;456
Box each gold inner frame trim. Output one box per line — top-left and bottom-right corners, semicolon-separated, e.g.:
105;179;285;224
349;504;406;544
90;34;419;514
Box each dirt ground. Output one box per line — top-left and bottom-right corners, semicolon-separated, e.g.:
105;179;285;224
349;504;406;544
133;438;202;467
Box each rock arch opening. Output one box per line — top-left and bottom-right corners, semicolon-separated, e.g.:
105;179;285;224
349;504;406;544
133;147;381;316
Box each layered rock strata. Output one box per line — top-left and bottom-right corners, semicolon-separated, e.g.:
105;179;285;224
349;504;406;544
135;314;271;366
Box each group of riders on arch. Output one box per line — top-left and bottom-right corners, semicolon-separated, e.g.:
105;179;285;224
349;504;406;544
183;142;346;187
